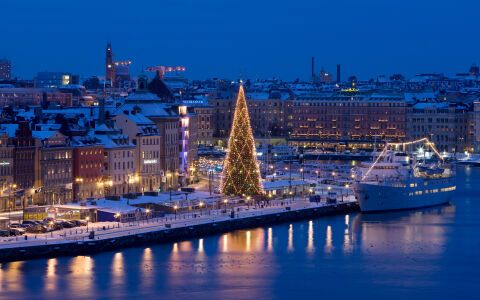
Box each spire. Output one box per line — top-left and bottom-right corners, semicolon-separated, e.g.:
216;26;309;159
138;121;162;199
105;42;115;85
221;84;264;196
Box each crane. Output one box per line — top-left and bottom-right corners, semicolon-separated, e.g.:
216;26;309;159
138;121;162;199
144;66;186;79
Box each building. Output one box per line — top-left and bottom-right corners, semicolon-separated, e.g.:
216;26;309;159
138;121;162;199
0;58;11;80
0;127;15;212
406;102;474;152
34;130;73;205
178;105;198;185
194;105;214;146
210;93;290;142
12;122;38;205
115;75;181;191
0;88;73;107
94;124;137;196
181;99;214;146
288;93;406;149
72;136;105;201
106;42;115;85
113;112;162;193
35;72;73;88
474;101;480;152
114;60;133;89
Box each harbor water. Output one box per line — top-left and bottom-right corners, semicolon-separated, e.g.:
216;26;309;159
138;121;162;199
0;165;479;299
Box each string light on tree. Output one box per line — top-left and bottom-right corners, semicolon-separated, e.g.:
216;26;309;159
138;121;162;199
221;83;264;197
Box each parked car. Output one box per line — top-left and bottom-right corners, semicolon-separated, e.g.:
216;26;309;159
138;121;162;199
58;220;76;228
26;225;48;234
22;220;41;226
0;230;10;237
9;228;25;236
72;220;87;226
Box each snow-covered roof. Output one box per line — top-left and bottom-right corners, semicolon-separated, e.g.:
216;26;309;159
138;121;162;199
121;112;155;125
0;124;18;138
412;102;450;109
125;91;160;102
115;103;176;118
32;130;57;140
93;134;134;149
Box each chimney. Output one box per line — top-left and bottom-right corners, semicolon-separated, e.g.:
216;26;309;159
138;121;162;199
336;64;341;83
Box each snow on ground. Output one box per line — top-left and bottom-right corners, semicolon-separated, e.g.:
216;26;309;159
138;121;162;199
0;198;355;250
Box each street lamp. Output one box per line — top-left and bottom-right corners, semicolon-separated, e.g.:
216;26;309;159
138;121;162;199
173;204;178;219
199;201;204;215
189;166;196;184
223;199;228;211
115;213;121;225
167;172;173;201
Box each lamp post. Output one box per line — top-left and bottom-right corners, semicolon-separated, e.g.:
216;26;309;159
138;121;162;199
199;201;204;216
115;213;121;226
173;205;178;220
189;166;195;184
208;170;213;195
86;216;90;231
8;183;17;227
223;199;228;211
167;172;172;201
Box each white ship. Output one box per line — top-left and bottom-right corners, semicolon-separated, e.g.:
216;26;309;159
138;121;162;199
354;138;456;212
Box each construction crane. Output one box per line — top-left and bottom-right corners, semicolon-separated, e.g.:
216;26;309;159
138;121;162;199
144;66;186;79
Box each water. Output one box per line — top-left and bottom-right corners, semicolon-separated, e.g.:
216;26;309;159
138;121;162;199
1;166;479;300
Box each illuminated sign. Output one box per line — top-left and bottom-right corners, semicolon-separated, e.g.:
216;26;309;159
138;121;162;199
0;161;10;166
144;159;158;164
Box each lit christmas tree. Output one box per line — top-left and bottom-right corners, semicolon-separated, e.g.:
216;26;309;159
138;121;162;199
221;84;264;196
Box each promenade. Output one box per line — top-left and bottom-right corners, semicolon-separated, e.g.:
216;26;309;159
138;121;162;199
0;197;358;262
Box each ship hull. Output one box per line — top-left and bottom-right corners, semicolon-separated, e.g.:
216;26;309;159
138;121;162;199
354;179;455;212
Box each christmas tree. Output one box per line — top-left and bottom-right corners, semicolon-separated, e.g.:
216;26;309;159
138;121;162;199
221;84;264;196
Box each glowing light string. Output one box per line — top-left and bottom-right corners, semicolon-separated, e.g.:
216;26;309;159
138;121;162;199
221;84;264;196
361;137;443;181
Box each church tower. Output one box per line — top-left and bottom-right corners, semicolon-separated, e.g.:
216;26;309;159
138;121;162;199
105;42;115;86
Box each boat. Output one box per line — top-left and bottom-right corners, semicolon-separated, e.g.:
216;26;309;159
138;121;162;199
353;138;456;212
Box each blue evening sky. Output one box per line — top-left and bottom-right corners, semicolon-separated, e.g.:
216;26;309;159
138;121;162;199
1;0;479;80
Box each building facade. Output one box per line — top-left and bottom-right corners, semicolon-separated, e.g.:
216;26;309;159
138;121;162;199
35;131;73;205
95;125;137;196
113;112;161;193
288;94;406;149
406;102;474;152
0;88;73;107
72;137;105;200
0;130;14;212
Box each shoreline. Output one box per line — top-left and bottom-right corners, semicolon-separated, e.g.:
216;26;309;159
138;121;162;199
0;201;358;263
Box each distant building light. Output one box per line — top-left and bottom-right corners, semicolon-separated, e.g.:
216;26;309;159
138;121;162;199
144;159;158;164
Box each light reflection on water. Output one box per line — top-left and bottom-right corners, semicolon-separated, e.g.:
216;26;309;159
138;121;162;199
1;166;479;299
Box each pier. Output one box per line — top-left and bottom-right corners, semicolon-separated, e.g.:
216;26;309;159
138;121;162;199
0;199;358;262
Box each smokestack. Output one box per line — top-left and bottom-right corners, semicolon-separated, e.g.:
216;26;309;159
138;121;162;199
311;57;315;79
336;64;341;83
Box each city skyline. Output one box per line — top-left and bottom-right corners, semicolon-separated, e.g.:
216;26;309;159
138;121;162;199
2;0;480;80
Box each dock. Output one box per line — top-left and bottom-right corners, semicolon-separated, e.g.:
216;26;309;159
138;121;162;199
0;200;358;263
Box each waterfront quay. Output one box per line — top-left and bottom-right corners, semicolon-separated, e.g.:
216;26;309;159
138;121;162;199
0;198;357;262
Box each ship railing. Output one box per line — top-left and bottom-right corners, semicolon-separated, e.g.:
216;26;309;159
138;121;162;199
362;175;407;187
